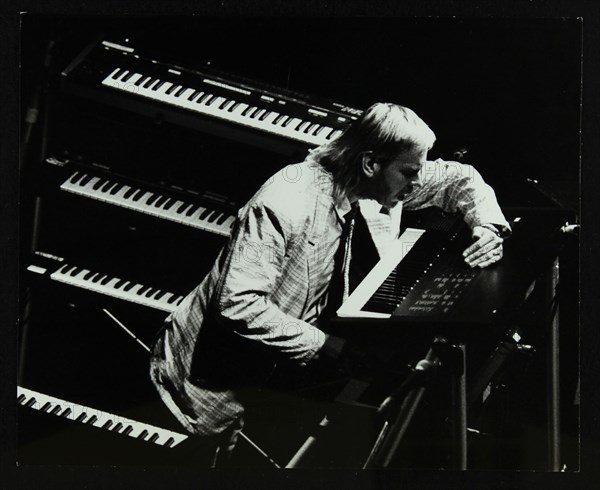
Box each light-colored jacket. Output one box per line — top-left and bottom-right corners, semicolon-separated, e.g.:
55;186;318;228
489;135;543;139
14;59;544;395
150;157;510;436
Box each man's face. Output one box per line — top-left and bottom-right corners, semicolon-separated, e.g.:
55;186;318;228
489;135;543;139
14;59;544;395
363;148;426;208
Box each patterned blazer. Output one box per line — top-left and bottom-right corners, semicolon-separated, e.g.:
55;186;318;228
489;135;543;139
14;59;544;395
150;157;510;436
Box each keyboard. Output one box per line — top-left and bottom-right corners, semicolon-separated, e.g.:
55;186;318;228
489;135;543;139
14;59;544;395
17;385;188;448
46;155;237;237
27;251;186;313
61;39;362;154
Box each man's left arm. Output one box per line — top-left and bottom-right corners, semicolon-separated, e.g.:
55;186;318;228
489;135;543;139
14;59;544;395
403;159;511;268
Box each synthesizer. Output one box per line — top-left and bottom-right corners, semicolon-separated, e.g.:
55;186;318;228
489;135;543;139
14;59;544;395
42;155;238;237
27;250;186;313
61;38;363;156
18;385;188;448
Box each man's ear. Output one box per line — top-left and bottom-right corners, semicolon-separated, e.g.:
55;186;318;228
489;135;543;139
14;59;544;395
360;151;380;178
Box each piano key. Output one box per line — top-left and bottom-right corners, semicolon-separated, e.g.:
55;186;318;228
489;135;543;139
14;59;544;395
134;76;150;87
98;63;346;148
185;204;199;217
154;195;168;208
152;80;165;91
92;178;107;190
143;77;156;89
79;174;93;186
59;170;235;237
121;71;134;82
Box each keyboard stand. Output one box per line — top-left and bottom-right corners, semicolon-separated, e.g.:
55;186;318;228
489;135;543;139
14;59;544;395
362;337;467;469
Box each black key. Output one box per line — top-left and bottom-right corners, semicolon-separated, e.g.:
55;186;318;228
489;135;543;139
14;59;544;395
143;77;156;88
207;210;219;223
50;405;61;415
138;430;149;440
273;114;285;125
58;264;73;274
110;183;123;195
123;282;135;292
164;437;175;448
150;289;162;299
166;295;178;304
162;198;175;210
187;90;200;101
259;110;271;121
228;101;241;112
123;425;133;436
242;105;255;116
282;116;292;127
216;213;229;225
185;204;199;217
146;193;158;205
75;413;87;422
17;394;26;404
138;286;150;295
100;275;112;286
61;407;72;417
25;397;37;408
92;178;107;190
304;123;316;134
91;273;102;283
101;180;114;192
41;402;52;412
102;420;114;430
199;208;212;220
135;76;149;87
314;126;325;136
83;270;95;280
113;422;124;432
174;86;187;97
114;279;126;289
69;172;83;184
68;266;81;276
144;288;156;298
132;189;145;202
166;84;179;95
148;433;160;443
176;202;191;214
326;128;337;139
219;99;231;110
248;107;260;118
123;187;137;199
152;80;165;91
205;95;217;105
122;71;134;82
155;291;167;300
295;120;307;131
198;93;211;104
154;195;168;208
113;68;126;79
87;415;98;424
80;174;93;186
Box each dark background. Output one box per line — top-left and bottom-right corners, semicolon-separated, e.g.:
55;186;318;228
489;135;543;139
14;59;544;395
3;5;596;490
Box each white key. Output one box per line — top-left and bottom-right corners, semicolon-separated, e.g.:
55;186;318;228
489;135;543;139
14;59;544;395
17;386;188;448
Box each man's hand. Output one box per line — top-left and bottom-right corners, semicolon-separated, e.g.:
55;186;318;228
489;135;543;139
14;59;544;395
462;225;504;268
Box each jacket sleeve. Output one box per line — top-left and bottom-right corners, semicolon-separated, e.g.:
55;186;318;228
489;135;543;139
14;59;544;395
209;199;326;366
403;159;512;236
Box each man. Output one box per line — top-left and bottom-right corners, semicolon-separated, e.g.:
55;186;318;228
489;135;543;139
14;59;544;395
149;103;510;466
